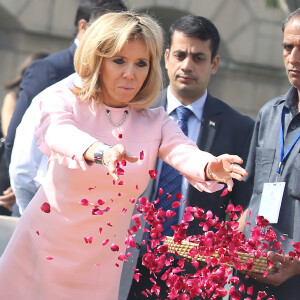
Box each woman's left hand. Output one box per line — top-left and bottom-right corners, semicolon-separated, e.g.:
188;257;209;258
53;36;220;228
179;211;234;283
206;154;248;192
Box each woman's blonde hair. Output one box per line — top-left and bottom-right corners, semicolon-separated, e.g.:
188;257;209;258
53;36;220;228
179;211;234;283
73;11;163;109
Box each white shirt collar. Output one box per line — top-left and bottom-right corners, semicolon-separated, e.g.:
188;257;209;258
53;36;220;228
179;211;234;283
166;86;207;121
74;38;80;47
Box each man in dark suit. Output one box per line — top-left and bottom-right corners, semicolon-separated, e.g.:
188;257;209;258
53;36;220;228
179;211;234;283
4;0;127;216
125;15;255;299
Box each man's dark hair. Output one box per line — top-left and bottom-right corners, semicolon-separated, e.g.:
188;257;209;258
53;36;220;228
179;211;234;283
168;15;220;61
282;8;300;32
74;0;127;27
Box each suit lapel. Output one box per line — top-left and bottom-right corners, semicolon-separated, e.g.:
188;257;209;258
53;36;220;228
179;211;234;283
197;94;221;152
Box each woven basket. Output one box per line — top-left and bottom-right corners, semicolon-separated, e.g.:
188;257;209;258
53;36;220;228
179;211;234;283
163;236;275;274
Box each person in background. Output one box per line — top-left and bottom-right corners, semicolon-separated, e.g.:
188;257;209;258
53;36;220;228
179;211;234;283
1;52;49;137
5;0;127;166
0;52;48;216
0;11;247;299
7;0;127;215
236;8;300;300
125;15;255;299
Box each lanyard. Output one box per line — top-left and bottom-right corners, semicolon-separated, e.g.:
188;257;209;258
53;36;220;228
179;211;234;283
277;106;300;175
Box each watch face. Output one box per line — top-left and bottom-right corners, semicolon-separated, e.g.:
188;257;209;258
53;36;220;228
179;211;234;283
94;144;112;165
94;151;104;165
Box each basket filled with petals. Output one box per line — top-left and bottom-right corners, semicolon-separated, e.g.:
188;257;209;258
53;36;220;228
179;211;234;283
163;236;276;274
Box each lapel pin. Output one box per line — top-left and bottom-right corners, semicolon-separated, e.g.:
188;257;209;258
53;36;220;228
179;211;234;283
209;120;216;127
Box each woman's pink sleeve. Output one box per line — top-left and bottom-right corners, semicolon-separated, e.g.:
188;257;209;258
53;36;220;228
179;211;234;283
35;90;97;170
157;107;224;193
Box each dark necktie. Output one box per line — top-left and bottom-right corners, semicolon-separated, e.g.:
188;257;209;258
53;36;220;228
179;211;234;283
155;106;193;237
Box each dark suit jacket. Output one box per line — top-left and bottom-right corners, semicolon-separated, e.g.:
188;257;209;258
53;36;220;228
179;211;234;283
148;89;255;234
5;42;76;165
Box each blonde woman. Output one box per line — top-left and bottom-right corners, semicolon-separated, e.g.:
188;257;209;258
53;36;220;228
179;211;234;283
0;12;247;299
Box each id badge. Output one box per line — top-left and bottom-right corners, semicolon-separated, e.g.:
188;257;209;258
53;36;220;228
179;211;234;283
258;182;286;224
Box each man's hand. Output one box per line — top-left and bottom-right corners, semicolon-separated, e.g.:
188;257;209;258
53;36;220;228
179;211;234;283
0;187;16;212
247;252;300;286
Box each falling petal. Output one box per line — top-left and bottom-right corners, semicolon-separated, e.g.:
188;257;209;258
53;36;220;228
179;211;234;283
118;253;128;261
84;237;93;244
220;188;229;197
99;227;102;234
122;208;127;215
97;199;106;206
129;198;135;203
140;151;144;160
46;257;53;260
40;202;51;213
88;186;96;191
118;134;122;138
159;188;163;196
175;193;183;200
149;170;158;179
166;210;176;219
111;244;120;252
172;201;181;208
36;231;39;235
133;273;141;282
80;199;89;206
118;181;124;185
102;239;109;246
183;212;194;222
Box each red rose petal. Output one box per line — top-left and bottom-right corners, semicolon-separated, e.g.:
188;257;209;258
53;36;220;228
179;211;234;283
84;236;93;244
129;198;135;203
140;151;144;160
159;188;163;196
80;199;89;206
175;192;183;200
220;188;229;197
40;202;51;213
111;243;119;252
149;169;158;179
172;201;181;208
